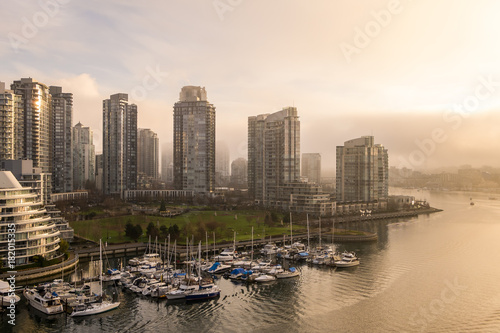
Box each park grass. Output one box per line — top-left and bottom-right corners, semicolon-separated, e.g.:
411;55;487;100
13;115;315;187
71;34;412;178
69;210;306;245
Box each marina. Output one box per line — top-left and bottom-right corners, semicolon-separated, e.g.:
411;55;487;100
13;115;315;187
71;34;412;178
2;189;500;332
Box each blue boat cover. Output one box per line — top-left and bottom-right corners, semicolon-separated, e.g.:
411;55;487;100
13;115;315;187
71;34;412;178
173;272;186;277
298;252;309;257
208;262;221;272
289;267;296;273
230;268;245;275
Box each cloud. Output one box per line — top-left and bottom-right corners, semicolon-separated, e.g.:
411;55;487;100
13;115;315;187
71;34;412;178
2;0;500;171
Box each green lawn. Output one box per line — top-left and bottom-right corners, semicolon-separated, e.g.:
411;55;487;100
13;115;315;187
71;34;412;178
69;210;305;245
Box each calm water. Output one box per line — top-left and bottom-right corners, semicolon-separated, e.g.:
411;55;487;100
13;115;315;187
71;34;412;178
3;189;500;333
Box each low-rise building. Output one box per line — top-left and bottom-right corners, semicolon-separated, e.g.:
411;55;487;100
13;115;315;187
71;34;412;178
0;171;60;266
45;204;74;242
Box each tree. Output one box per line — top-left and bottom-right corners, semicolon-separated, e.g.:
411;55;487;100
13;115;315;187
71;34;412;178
129;224;142;242
160;225;168;239
160;199;166;212
146;222;159;238
270;211;280;223
125;221;135;238
33;255;47;267
206;219;221;232
168;224;180;240
59;239;69;254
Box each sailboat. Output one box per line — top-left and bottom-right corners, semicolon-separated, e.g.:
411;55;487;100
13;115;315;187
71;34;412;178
185;242;221;301
294;214;310;261
70;239;120;317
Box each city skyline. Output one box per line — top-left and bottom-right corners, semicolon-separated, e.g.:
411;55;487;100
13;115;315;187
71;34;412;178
2;1;500;174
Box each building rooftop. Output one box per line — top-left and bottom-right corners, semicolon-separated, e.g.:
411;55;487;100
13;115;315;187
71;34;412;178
0;171;23;189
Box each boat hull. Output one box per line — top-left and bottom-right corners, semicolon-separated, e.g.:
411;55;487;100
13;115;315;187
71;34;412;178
70;302;120;317
185;291;220;301
334;261;359;268
23;289;64;315
276;272;300;279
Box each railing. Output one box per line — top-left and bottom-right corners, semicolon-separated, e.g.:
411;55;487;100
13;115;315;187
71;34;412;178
0;254;79;278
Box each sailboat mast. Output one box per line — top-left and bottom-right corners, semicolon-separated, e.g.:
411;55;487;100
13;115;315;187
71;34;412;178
167;235;170;267
99;239;103;297
290;212;293;246
163;238;167;265
148;235;151;255
307;214;310;251
186;237;189;277
198;241;201;278
174;239;177;271
206;231;208;262
251;226;254;264
332;218;335;245
319;216;322;248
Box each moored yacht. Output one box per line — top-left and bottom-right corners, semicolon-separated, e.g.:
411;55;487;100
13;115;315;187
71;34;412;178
213;248;236;262
254;273;277;283
23;287;64;315
334;257;360;267
185;284;220;301
276;267;300;279
207;262;231;274
0;280;20;306
165;283;199;300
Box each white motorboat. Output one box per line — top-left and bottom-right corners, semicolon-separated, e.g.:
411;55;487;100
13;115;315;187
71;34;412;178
267;265;284;275
254;273;277;283
294;250;310;261
165;283;199;300
228;267;250;280
102;268;122;282
334;257;360;268
185;284;220;301
276;267;300;279
128;253;161;266
260;243;278;256
252;259;272;272
142;281;165;296
0;280;20;306
128;277;149;293
207;262;231;274
138;263;161;276
23;288;64;315
341;251;357;259
213;248;236;262
151;284;174;298
231;258;254;268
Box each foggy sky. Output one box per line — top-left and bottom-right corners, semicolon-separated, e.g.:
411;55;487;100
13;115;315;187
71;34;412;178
1;0;500;173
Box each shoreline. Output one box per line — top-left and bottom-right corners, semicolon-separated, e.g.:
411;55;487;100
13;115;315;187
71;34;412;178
4;207;441;282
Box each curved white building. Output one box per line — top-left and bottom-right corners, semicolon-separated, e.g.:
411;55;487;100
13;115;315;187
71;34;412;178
0;171;60;266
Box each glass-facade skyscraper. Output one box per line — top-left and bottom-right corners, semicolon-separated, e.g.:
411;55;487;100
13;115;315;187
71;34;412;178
50;86;73;193
336;136;388;202
10;78;52;173
248;107;300;205
102;93;137;195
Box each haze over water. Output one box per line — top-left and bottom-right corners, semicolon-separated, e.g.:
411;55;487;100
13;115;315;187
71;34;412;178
3;189;500;332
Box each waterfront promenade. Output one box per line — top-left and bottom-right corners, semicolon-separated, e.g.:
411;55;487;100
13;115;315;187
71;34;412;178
0;253;79;284
74;208;441;261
